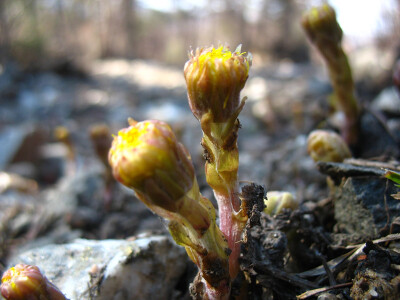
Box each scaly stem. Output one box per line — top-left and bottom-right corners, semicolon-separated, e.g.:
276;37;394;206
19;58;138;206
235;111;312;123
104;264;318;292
322;46;359;145
214;187;244;279
202;120;247;280
202;277;230;300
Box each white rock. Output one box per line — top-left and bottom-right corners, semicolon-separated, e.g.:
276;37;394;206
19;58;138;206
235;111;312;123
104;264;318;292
6;235;188;300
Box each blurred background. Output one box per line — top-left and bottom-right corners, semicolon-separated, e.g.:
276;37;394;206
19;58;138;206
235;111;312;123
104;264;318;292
0;0;399;68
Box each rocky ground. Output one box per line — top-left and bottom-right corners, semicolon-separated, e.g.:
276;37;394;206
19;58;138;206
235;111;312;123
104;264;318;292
0;52;400;299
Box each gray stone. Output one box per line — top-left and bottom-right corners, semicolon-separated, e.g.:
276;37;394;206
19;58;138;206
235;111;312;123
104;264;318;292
318;161;400;243
317;161;386;184
372;87;400;115
5;235;188;300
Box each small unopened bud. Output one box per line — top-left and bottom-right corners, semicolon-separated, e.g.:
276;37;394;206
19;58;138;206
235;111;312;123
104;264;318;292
264;191;298;216
109;119;214;233
184;45;251;123
109;119;195;212
301;4;342;45
54;126;75;161
89;123;113;167
1;264;67;300
307;129;352;163
54;126;70;144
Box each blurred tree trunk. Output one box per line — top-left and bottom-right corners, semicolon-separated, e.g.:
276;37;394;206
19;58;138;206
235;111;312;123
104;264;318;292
55;0;67;56
21;0;45;67
26;0;40;38
278;0;296;53
222;0;248;47
277;0;308;61
0;0;10;64
121;0;136;58
97;0;112;58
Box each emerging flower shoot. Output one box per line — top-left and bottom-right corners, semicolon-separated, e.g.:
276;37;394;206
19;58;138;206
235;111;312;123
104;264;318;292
89;123;113;171
264;191;298;216
1;264;67;300
184;45;252;279
89;123;115;209
307;129;352;163
302;4;360;146
54;126;75;161
109;119;230;299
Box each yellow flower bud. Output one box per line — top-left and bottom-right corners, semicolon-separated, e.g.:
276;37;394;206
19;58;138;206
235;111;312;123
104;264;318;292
184;45;251;123
307;129;352;163
109;119;195;213
1;264;66;300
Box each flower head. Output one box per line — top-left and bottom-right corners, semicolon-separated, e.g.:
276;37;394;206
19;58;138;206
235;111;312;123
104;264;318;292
1;264;66;300
109;119;195;212
184;45;251;123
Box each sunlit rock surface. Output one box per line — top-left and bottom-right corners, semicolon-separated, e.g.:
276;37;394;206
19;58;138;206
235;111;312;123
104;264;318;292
5;235;188;300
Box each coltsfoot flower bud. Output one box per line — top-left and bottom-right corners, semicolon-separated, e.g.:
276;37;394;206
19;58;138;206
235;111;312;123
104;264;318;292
184;45;251;125
109;119;215;234
301;3;342;45
264;191;298;216
307;129;352;163
1;264;67;300
109;119;195;211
